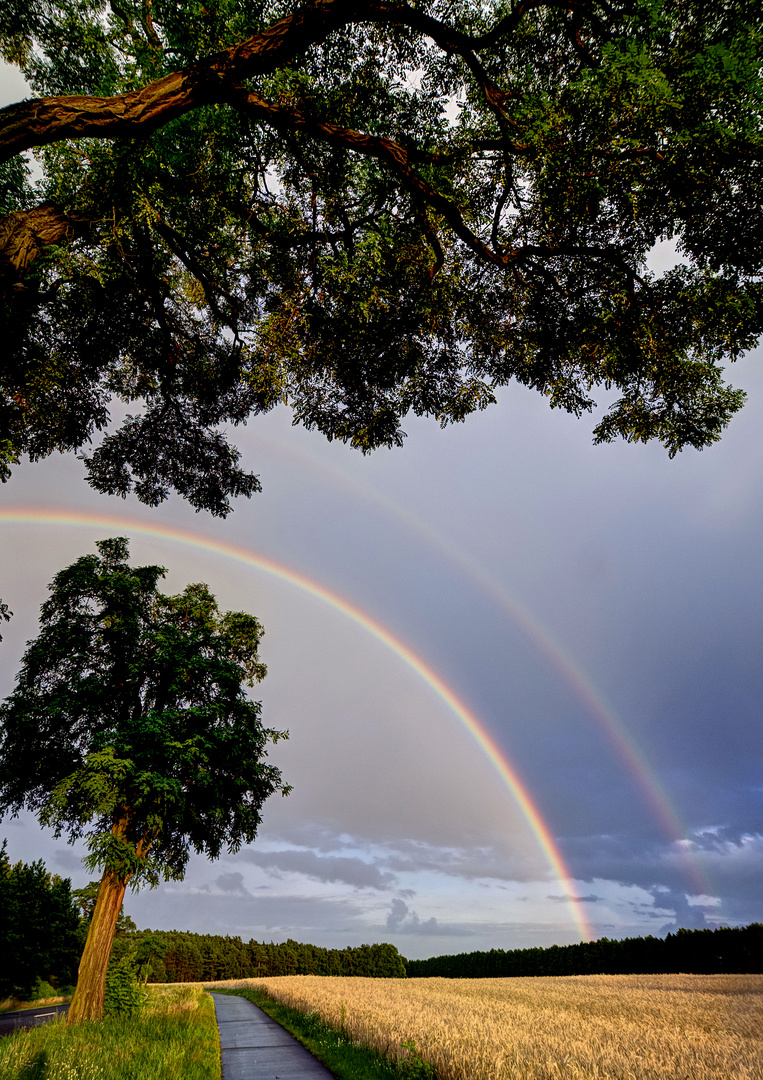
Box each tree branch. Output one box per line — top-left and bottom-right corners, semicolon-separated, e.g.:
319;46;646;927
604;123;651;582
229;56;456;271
0;0;593;163
0;202;90;281
0;1;375;161
232;87;504;267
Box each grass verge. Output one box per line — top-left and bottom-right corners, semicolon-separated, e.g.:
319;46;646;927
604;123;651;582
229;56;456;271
0;985;220;1080
209;986;433;1080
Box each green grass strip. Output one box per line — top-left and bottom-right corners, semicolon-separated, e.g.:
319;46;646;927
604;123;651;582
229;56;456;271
209;986;434;1080
0;985;220;1080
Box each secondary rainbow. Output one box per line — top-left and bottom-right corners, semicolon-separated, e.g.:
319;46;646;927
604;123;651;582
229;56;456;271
256;436;712;897
0;506;594;940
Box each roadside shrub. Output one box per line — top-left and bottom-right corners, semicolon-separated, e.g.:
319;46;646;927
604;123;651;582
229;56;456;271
31;978;59;1000
103;958;145;1017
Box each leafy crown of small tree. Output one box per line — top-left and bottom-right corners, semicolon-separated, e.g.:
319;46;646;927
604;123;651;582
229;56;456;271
0;536;289;887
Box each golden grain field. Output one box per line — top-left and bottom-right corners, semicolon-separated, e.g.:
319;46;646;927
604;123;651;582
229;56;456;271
208;973;763;1080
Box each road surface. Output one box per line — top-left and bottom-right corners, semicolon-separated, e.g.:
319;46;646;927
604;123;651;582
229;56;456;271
0;1002;69;1038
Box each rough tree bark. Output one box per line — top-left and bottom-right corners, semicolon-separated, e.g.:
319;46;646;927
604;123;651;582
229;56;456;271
0;204;89;283
67;816;152;1024
66;865;129;1024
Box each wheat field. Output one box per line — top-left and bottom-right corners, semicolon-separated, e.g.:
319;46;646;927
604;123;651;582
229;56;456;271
208;973;763;1080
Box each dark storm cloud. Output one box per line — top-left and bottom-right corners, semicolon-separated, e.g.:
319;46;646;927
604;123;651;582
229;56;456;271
240;848;397;890
561;832;698;889
561;826;763;920
649;888;712;934
691;833;763;924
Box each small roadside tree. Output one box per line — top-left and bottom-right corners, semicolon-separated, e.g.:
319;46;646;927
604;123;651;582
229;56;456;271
0;537;289;1023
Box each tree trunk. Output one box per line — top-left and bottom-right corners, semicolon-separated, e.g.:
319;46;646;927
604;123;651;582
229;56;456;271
66;866;128;1024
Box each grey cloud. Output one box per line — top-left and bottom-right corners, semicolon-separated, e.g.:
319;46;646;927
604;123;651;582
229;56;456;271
546;894;603;904
692;826;761;850
386;898;411;931
216;872;249;895
241;848;396;890
127;880;372;941
650;888;713;935
261;822;355;853
386;898;467;937
257;829;537;888
54;848;86;871
257;832;542;888
381;840;540;883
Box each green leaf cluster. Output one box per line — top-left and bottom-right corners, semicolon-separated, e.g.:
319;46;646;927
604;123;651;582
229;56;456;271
103;954;146;1017
1;1;762;511
0;537;289;888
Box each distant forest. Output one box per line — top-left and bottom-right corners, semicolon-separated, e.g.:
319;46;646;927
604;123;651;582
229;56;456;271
405;924;763;978
117;929;408;982
127;923;762;982
0;843;81;998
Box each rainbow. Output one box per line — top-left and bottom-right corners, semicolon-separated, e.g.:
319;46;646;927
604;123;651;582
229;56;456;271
251;435;713;897
0;506;594;940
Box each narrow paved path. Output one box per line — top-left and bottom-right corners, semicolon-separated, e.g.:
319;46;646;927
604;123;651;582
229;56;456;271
211;993;337;1080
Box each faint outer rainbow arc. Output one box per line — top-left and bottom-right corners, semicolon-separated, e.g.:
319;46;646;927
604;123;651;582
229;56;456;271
250;434;712;897
0;506;594;941
425;549;714;897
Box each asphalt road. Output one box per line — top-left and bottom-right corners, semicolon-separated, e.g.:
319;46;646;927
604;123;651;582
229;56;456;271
0;1002;69;1038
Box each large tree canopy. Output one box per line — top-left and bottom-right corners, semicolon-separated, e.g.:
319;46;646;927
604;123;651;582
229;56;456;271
1;0;762;513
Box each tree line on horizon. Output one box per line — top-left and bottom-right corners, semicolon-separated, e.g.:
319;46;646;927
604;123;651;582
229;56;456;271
405;924;763;978
115;929;407;982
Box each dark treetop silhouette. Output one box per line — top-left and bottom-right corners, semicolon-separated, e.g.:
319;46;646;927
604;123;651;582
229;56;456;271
0;537;289;1022
1;1;762;515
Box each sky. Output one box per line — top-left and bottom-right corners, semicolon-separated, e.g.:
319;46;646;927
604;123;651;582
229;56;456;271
1;64;762;961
